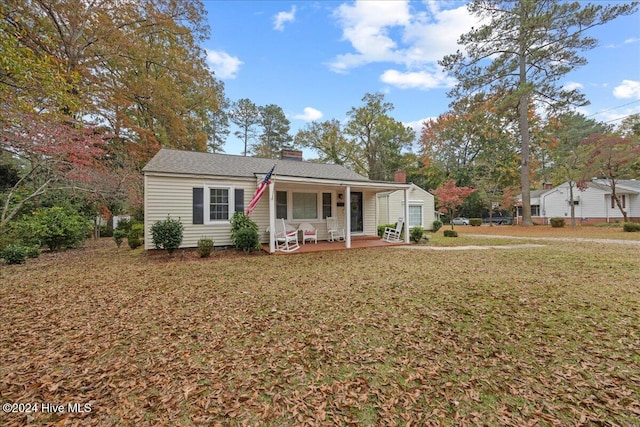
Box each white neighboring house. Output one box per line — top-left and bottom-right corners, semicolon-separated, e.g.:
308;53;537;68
377;183;436;230
516;179;640;224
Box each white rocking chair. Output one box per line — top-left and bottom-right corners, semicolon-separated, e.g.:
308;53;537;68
383;217;404;242
326;216;345;242
275;219;300;252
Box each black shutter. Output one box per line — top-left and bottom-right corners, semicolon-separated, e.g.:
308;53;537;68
235;189;244;213
193;188;204;224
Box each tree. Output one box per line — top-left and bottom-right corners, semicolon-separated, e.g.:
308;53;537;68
253;104;293;158
581;133;640;222
207;90;230;153
440;0;638;226
345;93;415;181
0;109;107;233
230;98;260;156
545;112;608;226
294;119;354;166
432;180;476;229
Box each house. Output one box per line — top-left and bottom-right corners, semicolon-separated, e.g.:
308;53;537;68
376;173;436;230
516;179;640;224
142;148;413;252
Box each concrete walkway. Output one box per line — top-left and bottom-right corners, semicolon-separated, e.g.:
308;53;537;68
392;234;640;251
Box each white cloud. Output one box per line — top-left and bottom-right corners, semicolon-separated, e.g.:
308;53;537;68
380;69;456;90
624;37;640;44
329;1;476;75
563;81;584;92
293;107;323;122
613;80;640;99
330;0;411;72
206;50;242;79
274;6;296;31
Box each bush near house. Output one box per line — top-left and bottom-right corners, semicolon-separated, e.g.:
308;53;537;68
230;212;261;252
470;218;483;226
16;206;92;251
443;229;458;237
410;226;424;243
151;216;184;255
623;222;640;232
550;217;566;228
197;238;215;257
432;220;443;232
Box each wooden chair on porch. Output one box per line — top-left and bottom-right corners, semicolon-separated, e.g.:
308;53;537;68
274;218;300;252
383;217;404;242
326;216;345;242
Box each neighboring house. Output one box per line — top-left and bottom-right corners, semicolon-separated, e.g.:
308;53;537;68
376;183;436;230
516;179;640;224
142;148;413;252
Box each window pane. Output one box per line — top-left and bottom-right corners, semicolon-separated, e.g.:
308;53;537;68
210;188;229;220
276;191;287;219
408;205;422;227
322;193;332;219
293;192;317;219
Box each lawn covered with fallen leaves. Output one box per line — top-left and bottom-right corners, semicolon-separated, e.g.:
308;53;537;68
1;232;639;426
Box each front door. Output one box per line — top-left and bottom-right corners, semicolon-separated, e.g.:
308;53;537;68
350;192;363;233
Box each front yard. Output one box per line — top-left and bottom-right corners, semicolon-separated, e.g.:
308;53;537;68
1;230;639;426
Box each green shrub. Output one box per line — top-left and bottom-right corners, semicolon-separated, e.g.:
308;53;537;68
116;217;132;232
230;212;261;252
1;244;27;264
410;226;424;243
127;236;142;249
25;246;41;259
432;220;443;232
623;222;640;232
234;227;260;252
151;216;184;255
378;223;396;238
550;217;566;228
16;206;92;251
113;229;127;248
443;229;458;237
99;224;114;237
197;238;215;257
230;212;258;239
470;218;482;227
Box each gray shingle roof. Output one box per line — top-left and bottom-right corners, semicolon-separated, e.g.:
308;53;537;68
142;148;371;182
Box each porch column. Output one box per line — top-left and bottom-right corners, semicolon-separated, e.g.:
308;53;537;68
345;186;351;249
403;187;410;243
268;181;275;253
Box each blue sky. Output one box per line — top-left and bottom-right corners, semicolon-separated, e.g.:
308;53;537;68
202;1;640;158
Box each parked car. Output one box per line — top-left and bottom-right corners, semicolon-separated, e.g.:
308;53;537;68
451;217;470;225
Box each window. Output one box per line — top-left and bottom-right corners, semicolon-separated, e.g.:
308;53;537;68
209;188;229;221
322;193;332;219
276;191;287;219
611;195;626;209
531;205;540;216
292;192;317;219
408;204;423;228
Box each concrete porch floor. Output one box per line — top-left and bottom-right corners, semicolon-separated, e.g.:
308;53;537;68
264;235;406;254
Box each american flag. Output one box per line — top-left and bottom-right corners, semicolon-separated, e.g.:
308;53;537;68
246;164;275;216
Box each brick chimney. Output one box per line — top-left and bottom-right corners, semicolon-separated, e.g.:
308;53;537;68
394;170;407;183
543;182;553;190
280;149;303;161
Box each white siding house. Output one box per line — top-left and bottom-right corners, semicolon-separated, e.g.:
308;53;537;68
143;149;413;252
377;184;436;230
517;179;640;224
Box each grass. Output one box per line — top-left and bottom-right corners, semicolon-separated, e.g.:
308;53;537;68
1;228;639;426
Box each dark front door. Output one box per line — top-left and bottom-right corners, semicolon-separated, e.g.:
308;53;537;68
350;192;363;233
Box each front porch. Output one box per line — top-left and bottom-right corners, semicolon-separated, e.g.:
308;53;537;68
264;235;407;254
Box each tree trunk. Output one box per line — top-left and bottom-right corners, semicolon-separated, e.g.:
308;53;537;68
568;182;576;227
